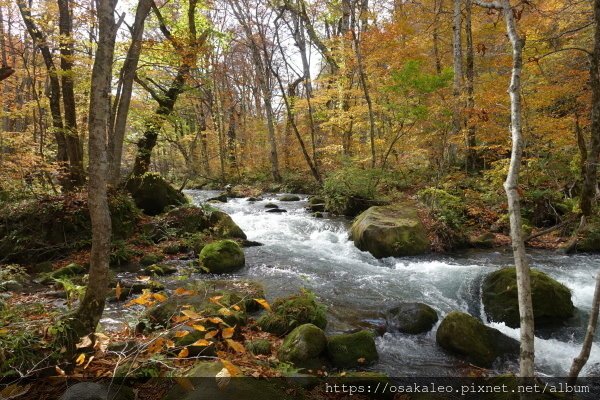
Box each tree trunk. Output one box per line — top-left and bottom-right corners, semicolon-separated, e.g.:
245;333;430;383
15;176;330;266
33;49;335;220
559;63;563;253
581;0;600;220
108;0;152;185
465;0;478;171
569;272;600;383
450;0;463;166
58;0;85;188
67;0;118;342
501;0;535;378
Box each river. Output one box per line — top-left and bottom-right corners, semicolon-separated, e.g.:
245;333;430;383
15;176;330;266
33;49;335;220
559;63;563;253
103;190;600;377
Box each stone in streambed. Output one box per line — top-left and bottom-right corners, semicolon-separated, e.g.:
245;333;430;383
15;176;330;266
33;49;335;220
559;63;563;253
385;302;438;334
279;194;301;202
264;203;279;209
436;311;519;368
278;324;327;367
326;330;378;368
198;240;245;274
266;208;287;213
258;290;327;335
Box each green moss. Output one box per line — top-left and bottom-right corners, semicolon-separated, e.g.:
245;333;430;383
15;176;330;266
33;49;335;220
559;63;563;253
208;210;247;239
279;194;301;202
278;324;327;367
435;311;519;368
326;330;378;368
143;264;177;276
126;173;187;216
139;253;164;266
258;290;327;335
350;204;429;258
385;302;438;334
198;240;245;274
246;339;272;355
482;267;574;328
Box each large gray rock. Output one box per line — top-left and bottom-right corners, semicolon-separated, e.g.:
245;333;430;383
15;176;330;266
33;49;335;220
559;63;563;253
350;203;429;258
60;382;134;400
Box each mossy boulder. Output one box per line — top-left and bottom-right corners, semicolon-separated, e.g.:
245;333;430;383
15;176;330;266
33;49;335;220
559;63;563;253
350;204;429;258
482;267;574;329
142;264;177;276
326;330;378;368
208;210;247;239
258;290;327;335
278;324;327;367
264;203;279;209
139;253;163;266
126;173;187;216
308;196;325;205
246;339;272;355
36;263;86;284
574;221;600;252
436;311;519;368
385;303;438;334
471;232;496;248
279;194;301;202
198;240;245;274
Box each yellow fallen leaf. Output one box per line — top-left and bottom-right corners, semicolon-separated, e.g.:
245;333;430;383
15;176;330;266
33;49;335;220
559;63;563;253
174;288;196;296
115;282;122;300
174;331;190;338
254;298;271;311
75;353;86;366
191;324;206;332
191;339;211;347
232;305;241;311
153;293;167;302
216;367;231;389
222;326;235;339
172;315;190;324
174;377;195;392
205;330;218;339
209;295;224;304
178;347;190;358
218;307;233;316
83;355;94;369
182;310;202;319
220;359;241;376
225;339;246;354
206;317;224;324
55;365;66;376
165;340;175;349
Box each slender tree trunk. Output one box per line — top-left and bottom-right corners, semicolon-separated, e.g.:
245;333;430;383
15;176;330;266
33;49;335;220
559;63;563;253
108;0;152;185
581;0;600;220
465;0;478;171
58;0;85;187
67;0;118;342
569;272;600;383
501;0;535;378
450;0;463;166
432;0;443;74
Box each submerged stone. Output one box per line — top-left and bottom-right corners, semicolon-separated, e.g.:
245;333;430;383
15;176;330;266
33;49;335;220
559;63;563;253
385;302;438;334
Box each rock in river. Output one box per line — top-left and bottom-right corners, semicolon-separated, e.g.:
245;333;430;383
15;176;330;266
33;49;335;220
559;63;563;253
385;302;438;334
350;203;429;258
198;240;245;274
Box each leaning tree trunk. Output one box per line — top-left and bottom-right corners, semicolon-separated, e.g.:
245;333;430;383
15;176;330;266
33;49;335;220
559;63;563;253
569;272;600;384
67;0;117;343
501;0;535;378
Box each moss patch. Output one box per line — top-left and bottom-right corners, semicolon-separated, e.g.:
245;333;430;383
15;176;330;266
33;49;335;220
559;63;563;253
326;330;378;369
258;290;327;335
126;173;187;216
278;324;327;366
198;240;245;274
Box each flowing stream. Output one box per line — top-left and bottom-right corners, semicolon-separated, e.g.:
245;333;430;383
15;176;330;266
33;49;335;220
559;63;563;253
104;190;600;377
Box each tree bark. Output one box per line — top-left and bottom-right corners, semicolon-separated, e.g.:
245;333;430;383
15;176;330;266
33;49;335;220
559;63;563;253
580;0;600;219
450;0;463;166
58;0;85;187
465;0;478;171
569;272;600;383
501;0;535;378
68;0;118;342
108;0;152;185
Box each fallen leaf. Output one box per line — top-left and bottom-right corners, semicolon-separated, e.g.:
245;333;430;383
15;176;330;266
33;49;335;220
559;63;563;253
225;339;246;354
220;359;241;376
218;307;233;316
191;339;211;347
222;326;235;339
209;295;224;304
216;368;231;389
153;293;167;302
172;315;191;324
357;357;366;364
254;298;271;311
174;288;196;296
75;353;86;366
206;317;224;324
191;324;206;332
76;335;93;349
115;282;122;300
55;366;66;376
83;355;94;369
178;347;190;358
205;330;218;339
174;331;190;338
232;305;241;311
174;377;195;392
182;310;202;319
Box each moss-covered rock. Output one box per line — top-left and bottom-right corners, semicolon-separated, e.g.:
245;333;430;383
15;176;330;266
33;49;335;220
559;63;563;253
327;330;378;368
246;339;272;355
470;232;496;248
139;253;164;266
264;203;279;209
258;290;327;335
143;264;177;276
199;240;245;274
279;194;301;202
278;324;327;367
126;173;187;216
385;303;438;334
36;263;86;284
350;204;430;258
308;196;325;205
208;210;247;239
482;267;574;329
436;311;519;368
